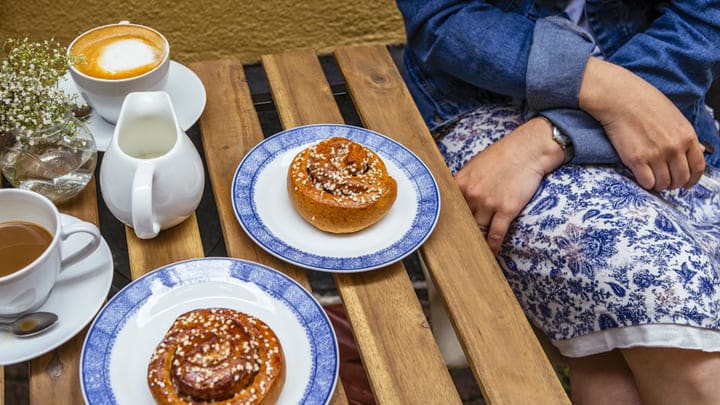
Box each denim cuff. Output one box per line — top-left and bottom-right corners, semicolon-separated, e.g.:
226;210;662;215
526;16;595;110
541;109;621;165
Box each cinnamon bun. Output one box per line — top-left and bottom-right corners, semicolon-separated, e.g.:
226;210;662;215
147;308;284;404
287;136;398;233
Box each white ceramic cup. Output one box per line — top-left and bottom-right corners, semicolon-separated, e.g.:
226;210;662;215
0;189;102;316
67;21;170;124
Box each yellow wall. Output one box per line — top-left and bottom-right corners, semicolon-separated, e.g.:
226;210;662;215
0;0;407;64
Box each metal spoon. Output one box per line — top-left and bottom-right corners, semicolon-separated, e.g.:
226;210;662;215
0;312;58;337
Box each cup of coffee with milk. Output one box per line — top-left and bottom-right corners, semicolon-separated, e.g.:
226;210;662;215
0;189;102;316
67;21;170;124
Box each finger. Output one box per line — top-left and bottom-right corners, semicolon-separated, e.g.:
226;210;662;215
667;152;691;190
629;164;656;190
649;161;672;191
473;210;493;234
487;214;513;255
684;143;706;188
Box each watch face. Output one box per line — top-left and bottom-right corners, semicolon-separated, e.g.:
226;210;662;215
550;126;574;163
551;126;567;149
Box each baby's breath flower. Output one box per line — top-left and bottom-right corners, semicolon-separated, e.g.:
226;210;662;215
0;38;79;139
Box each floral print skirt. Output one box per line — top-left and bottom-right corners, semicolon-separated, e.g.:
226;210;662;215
435;101;720;358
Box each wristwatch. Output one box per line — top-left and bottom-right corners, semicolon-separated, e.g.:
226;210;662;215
540;117;575;164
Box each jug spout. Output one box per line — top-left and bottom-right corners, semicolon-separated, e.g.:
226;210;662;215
116;91;179;127
113;91;181;160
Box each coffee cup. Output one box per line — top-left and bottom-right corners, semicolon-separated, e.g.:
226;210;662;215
67;21;170;124
0;189;102;316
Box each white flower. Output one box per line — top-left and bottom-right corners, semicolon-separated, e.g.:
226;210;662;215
0;38;79;138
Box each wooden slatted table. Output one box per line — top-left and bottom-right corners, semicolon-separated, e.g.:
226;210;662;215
2;45;569;404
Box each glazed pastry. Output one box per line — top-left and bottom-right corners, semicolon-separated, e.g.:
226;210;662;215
287;136;398;233
147;308;284;404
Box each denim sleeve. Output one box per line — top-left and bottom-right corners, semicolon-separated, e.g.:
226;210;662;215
549;1;720;164
540;109;620;165
608;2;720;110
397;1;619;163
396;0;535;99
527;16;620;164
526;16;596;110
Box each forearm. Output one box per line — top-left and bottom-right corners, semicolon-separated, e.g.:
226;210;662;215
577;57;635;123
523;117;566;173
575;57;706;190
537;2;720;166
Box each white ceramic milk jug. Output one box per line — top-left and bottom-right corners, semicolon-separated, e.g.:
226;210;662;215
100;91;204;239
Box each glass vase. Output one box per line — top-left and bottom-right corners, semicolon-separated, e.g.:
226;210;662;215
1;115;97;204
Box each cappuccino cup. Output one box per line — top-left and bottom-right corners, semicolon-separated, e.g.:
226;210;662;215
67;21;170;124
0;189;102;316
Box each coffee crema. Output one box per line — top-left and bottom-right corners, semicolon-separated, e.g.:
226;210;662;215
70;25;167;80
0;221;53;277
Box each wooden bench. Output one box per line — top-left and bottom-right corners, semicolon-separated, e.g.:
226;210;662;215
1;44;569;404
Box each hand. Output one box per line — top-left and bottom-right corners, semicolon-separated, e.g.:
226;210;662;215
579;58;706;190
455;118;564;254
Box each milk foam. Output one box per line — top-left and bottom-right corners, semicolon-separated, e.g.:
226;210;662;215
98;39;160;74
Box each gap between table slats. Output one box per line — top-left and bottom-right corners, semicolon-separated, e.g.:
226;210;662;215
334;44;571;404
189;60;348;405
261;49;463;404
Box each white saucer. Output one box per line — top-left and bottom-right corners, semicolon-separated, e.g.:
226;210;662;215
57;61;207;152
0;214;114;365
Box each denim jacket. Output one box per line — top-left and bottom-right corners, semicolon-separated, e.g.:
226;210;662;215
396;0;720;167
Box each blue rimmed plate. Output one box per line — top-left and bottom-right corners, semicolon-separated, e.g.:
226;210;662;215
80;258;339;405
232;124;441;272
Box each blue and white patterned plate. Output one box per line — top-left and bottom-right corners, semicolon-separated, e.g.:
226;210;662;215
232;124;441;272
80;258;339;405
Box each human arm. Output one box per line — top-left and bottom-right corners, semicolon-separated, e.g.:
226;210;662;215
397;0;606;161
455;117;564;254
607;2;720;111
397;1;594;103
569;2;720;189
577;57;707;190
399;1;717;177
469;58;705;252
531;2;720;188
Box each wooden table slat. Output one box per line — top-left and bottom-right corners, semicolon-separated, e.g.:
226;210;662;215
190;60;348;404
29;332;86;404
263;48;462;404
126;214;204;279
189;60;313;288
29;180;100;404
262;50;342;128
334;44;570;404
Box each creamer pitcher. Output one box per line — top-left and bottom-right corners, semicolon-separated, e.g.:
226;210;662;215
99;91;204;239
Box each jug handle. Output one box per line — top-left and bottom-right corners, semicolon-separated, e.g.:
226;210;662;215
131;163;161;239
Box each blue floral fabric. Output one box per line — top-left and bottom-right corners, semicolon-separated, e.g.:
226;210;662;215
436;101;720;357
